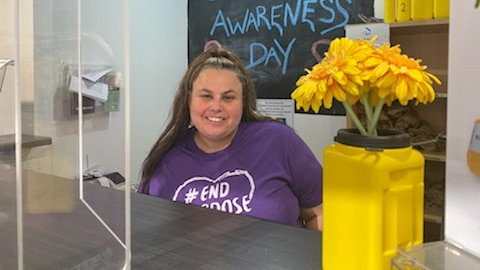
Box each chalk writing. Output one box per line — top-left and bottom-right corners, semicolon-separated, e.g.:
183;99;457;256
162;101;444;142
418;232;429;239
209;0;351;37
207;0;354;76
246;38;296;75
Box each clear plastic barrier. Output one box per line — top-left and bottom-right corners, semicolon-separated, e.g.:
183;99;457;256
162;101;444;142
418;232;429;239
392;241;480;270
0;0;129;269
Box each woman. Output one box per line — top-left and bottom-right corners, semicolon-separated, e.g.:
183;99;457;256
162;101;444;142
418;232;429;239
138;47;323;231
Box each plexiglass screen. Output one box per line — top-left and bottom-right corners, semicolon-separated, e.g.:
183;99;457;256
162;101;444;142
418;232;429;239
0;0;129;269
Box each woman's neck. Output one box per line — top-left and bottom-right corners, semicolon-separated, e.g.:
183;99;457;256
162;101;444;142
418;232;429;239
193;131;235;153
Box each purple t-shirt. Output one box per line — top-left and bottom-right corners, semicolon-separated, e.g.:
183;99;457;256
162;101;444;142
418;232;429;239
141;121;323;227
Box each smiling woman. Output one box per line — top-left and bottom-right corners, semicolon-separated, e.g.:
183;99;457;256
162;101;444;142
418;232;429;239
189;68;243;153
138;46;324;231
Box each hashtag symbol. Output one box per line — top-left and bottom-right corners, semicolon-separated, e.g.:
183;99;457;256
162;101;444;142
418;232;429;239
184;188;199;204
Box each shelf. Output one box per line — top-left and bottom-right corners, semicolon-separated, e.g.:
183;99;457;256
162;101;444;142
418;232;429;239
421;151;446;162
0;134;52;152
387;18;448;246
389;19;449;35
428;68;448;76
436;93;448;98
389;18;449;28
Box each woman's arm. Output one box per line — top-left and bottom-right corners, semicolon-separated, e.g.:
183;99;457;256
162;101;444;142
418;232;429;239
300;204;323;232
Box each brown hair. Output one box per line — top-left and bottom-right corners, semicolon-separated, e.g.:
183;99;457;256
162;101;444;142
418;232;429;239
138;47;274;193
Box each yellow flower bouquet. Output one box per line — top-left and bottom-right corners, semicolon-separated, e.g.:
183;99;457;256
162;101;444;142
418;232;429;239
291;36;441;136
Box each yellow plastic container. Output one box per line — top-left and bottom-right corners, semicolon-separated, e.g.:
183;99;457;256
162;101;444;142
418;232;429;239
467;119;480;176
396;0;411;21
411;0;433;21
433;0;449;19
384;0;396;23
323;129;425;270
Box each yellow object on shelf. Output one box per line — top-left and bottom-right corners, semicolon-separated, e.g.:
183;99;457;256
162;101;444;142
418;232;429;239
323;129;425;270
467;119;480;176
396;0;411;21
411;0;433;20
433;0;450;19
384;0;396;23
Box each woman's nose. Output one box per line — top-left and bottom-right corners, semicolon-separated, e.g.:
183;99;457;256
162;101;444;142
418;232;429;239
209;97;223;110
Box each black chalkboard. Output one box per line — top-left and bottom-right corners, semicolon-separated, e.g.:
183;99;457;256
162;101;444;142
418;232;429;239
188;0;374;115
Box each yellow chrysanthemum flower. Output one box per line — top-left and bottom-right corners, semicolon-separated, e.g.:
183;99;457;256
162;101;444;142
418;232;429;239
364;43;441;106
291;37;375;113
291;36;442;136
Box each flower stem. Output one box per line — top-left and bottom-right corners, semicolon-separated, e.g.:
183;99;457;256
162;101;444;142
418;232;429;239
360;93;373;124
367;98;386;136
342;101;368;136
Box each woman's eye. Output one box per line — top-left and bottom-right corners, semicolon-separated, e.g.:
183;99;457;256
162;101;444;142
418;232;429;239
200;95;212;99
223;95;236;101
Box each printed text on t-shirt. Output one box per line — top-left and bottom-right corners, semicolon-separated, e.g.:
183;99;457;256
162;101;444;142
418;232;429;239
172;169;255;215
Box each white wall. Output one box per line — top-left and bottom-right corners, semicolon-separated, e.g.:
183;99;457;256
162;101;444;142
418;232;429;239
445;2;480;257
129;0;189;182
0;0;33;135
0;0;15;135
294;114;345;163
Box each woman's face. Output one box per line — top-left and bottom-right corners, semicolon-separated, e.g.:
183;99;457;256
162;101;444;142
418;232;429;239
189;68;243;152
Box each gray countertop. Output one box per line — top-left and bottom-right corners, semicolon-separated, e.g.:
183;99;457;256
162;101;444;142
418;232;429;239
0;171;322;270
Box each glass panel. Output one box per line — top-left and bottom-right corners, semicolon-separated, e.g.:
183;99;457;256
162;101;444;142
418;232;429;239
0;1;19;268
0;0;129;269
